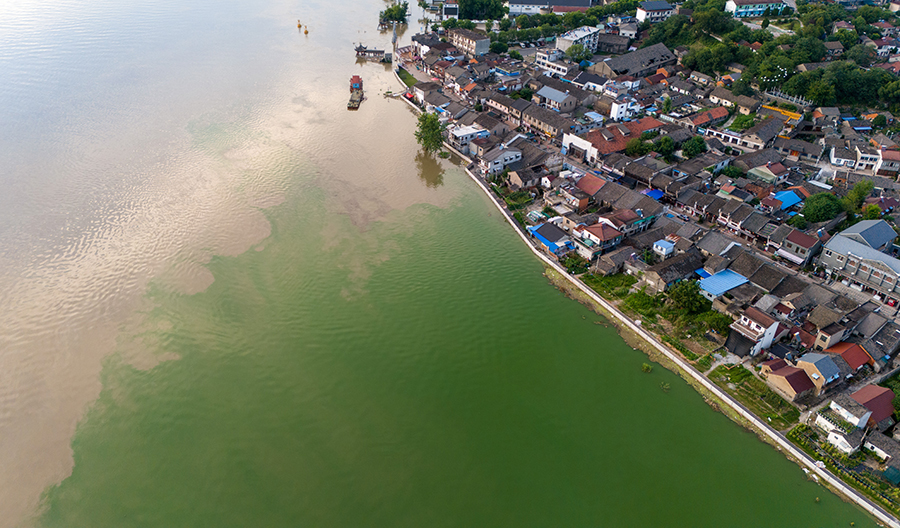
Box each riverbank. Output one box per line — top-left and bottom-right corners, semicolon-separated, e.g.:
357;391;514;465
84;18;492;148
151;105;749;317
391;77;900;527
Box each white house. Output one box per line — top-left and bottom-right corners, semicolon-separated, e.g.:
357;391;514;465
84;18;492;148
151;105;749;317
729;307;780;356
636;1;674;23
725;0;788;18
479;145;523;175
448;124;490;154
556;26;602;53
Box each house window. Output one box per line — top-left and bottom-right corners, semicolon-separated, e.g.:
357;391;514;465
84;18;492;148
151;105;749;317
837;255;844;261
825;249;832;257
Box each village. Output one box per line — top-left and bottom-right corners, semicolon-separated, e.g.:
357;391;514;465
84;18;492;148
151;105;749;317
389;0;900;514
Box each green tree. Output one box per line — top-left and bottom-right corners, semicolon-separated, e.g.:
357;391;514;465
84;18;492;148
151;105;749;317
490;41;508;54
625;138;650;157
846;43;876;67
667;281;708;315
509;49;523;60
459;0;506;20
415;112;445;154
800;192;843;222
661;96;672;114
566;43;592;63
731;79;754;97
762;18;770;29
843;180;874;214
833;29;859;51
654;136;675;158
719;166;744;179
807;79;836;106
682;136;707;159
516;14;531;29
499;17;512;31
380;1;410;22
873;114;887;128
863;203;882;220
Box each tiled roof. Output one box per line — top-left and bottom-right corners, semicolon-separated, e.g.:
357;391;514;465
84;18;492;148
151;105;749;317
770;366;814;394
852;385;895;424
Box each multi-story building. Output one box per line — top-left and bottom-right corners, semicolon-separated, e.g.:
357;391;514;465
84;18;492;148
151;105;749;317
636;1;674;23
729;307;779;356
725;0;788;18
819;220;900;306
448;124;490;154
535;49;575;77
448;28;490;57
876;148;900;179
556;26;602;53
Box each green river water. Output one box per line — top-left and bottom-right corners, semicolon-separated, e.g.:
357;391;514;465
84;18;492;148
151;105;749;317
0;0;880;526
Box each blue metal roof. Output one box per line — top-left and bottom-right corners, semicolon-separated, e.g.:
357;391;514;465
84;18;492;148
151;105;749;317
773;190;802;210
643;189;664;200
654;239;675;250
698;269;749;297
695;268;711;279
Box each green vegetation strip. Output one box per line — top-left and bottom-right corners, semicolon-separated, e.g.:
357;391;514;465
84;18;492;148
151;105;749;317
397;68;417;88
788;425;900;517
709;365;799;430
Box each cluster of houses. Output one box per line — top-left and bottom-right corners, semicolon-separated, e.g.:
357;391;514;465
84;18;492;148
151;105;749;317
398;23;900;414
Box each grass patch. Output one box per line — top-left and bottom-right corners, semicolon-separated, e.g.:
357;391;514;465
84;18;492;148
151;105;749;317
397;68;417;87
696;353;714;372
561;254;589;275
709;365;799;430
582;273;638;299
662;335;698;361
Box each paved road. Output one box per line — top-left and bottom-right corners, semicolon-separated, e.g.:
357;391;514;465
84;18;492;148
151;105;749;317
743;19;794;37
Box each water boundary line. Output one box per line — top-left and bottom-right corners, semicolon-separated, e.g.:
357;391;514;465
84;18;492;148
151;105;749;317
391;74;899;527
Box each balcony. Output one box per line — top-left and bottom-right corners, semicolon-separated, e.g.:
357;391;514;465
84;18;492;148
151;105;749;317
730;320;764;341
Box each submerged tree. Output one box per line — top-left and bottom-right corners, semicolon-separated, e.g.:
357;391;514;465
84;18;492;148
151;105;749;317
380;1;410;22
415;112;445;155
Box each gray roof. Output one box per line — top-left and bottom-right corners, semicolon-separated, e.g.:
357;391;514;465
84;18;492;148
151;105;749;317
602;43;675;77
729;250;765;278
640;0;673;9
748;264;787;292
768;224;794;245
745;116;785;144
865;431;900;460
770;275;808;298
855;312;888;339
824;235;900;275
697;230;736;256
840;220;897;250
536;85;573;105
798;352;841;383
535;222;568;242
833;393;871;421
863;321;900;360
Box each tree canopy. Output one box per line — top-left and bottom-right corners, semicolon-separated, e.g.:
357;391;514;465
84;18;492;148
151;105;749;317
682;136;707;159
415;113;445;154
458;0;506;20
843;180;874;214
380;2;409;22
566;43;592;63
800;193;843;223
667;281;709;315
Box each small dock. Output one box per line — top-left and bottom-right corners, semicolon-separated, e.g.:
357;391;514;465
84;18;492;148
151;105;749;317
355;44;389;62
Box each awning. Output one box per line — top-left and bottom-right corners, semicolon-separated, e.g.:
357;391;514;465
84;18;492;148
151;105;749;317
776;248;805;265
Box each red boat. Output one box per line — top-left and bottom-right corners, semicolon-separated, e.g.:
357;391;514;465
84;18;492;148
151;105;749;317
350;75;363;92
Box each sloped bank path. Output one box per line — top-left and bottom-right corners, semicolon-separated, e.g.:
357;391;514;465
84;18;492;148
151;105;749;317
393;79;900;527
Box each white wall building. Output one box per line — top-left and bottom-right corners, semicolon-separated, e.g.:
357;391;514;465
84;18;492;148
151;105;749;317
556;26;602;53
